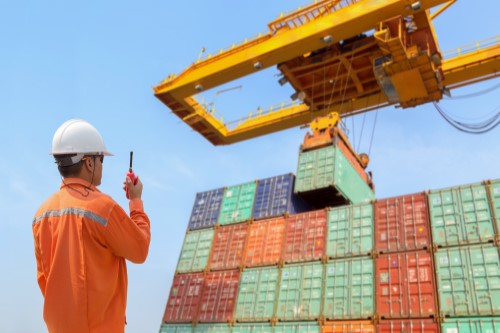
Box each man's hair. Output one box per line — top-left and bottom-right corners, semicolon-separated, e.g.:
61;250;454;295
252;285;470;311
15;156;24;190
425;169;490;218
54;154;85;178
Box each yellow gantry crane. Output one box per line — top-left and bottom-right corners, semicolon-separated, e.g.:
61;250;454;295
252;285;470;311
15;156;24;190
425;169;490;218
153;0;500;145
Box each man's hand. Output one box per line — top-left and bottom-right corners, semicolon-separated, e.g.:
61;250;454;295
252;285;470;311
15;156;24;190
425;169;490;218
124;176;143;200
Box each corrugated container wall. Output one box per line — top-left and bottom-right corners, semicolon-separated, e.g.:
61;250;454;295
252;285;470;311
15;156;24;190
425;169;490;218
488;179;500;238
377;320;439;333
208;223;248;271
374;193;431;253
428;182;494;247
326;204;373;259
194;323;231;333
176;228;214;273
294;145;375;208
160;323;193;333
276;262;323;321
323;257;374;320
375;251;437;319
434;244;500;316
197;269;240;322
232;323;274;333
163;273;204;323
188;188;224;230
234;266;279;322
275;321;321;333
441;318;500;333
244;217;285;267
322;320;375;333
282;209;327;264
218;181;257;225
252;173;310;220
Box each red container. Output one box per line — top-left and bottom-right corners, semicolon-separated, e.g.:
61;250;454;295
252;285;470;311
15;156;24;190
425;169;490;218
322;320;375;333
163;272;204;323
377;320;439;333
244;217;285;267
208;224;248;271
282;209;326;264
197;269;240;323
376;251;437;319
375;193;431;253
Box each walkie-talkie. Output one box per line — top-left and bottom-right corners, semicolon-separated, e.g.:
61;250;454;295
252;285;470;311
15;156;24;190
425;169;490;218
125;151;138;199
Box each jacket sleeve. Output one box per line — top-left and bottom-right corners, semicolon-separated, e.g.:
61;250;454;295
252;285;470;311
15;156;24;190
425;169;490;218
103;198;151;263
32;227;47;296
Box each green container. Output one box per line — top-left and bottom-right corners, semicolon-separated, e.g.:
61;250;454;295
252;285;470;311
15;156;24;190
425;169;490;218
326;203;373;258
160;324;192;333
428;182;494;247
176;228;214;273
276;262;323;321
193;324;231;333
294;145;374;205
323;257;374;319
489;179;500;236
441;318;500;333
219;181;257;225
434;244;500;316
274;322;321;333
235;266;279;321
232;323;274;333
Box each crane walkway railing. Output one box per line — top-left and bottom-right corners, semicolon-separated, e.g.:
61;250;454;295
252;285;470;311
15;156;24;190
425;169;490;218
442;35;500;60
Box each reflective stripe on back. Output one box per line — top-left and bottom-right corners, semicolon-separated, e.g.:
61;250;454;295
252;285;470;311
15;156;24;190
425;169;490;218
32;208;108;226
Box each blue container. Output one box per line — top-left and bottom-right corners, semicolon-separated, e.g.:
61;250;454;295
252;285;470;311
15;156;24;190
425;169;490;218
188;188;224;230
252;173;310;220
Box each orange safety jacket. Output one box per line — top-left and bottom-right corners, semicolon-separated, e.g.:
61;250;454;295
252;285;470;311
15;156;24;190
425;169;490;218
32;178;151;333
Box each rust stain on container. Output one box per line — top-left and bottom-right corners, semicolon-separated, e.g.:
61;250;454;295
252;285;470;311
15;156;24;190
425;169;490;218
163;273;204;323
375;193;431;253
208;224;248;271
283;209;327;264
244;217;286;267
197;269;240;323
375;251;437;319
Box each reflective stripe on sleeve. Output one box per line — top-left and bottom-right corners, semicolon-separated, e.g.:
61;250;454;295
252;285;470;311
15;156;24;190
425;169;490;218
32;208;108;226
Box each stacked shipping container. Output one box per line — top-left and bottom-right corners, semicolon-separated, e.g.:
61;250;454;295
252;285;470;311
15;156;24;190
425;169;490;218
161;169;500;333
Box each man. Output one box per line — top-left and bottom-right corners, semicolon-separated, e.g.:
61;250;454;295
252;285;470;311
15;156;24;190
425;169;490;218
32;119;151;333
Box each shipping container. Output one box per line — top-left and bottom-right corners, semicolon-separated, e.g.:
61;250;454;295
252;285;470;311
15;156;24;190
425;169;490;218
188;188;225;230
197;269;240;322
234;266;279;322
441;317;500;333
323;257;374;320
327;203;373;259
377;320;439;333
233;323;274;333
375;193;431;253
275;321;321;333
160;324;193;333
428;182;494;247
294;145;375;208
219;181;257;225
193;323;232;333
252;173;310;220
276;262;323;321
245;217;286;267
209;224;248;271
375;251;437;319
163;273;204;323
488;179;500;238
282;209;327;264
322;320;375;333
177;228;214;273
434;244;500;317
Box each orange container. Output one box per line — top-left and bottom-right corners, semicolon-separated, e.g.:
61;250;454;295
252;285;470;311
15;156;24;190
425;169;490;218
322;320;375;333
208;224;248;271
282;209;327;264
244;217;285;267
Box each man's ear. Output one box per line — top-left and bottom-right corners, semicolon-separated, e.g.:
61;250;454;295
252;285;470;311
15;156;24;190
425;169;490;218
83;157;93;171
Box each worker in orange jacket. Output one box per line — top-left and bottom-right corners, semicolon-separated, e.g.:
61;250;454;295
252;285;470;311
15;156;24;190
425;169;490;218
32;119;151;333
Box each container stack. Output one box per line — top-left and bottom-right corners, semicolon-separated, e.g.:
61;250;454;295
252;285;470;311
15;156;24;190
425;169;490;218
160;154;500;332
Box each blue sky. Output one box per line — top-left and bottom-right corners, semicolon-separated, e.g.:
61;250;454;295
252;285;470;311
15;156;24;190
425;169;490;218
1;1;499;332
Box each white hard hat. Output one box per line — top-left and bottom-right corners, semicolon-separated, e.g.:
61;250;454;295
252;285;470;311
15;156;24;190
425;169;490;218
51;119;113;166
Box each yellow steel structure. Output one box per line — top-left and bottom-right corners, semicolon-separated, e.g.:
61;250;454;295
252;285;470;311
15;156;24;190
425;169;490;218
153;0;500;145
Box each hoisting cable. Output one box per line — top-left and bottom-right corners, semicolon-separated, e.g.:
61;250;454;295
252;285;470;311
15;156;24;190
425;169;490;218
445;82;500;100
433;102;500;134
368;93;382;157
